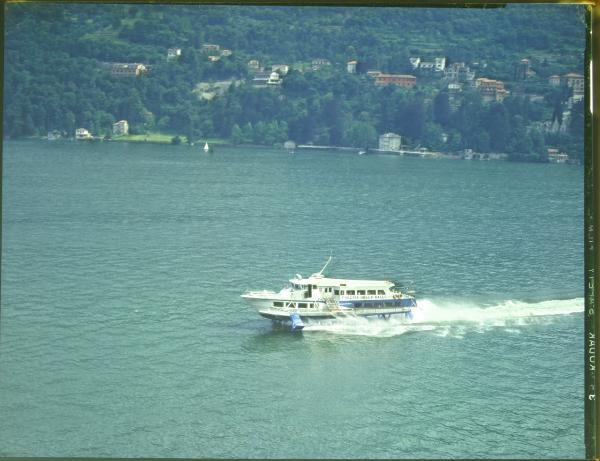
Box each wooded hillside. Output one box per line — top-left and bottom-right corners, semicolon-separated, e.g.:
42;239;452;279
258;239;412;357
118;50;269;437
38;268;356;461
4;3;586;160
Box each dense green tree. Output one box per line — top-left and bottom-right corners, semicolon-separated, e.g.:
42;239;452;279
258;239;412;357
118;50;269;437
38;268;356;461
487;103;510;152
230;123;243;144
433;91;451;127
403;100;426;140
345;120;377;148
2;2;585;161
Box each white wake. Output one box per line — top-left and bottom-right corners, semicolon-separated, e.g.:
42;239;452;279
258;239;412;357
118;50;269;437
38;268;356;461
301;297;584;337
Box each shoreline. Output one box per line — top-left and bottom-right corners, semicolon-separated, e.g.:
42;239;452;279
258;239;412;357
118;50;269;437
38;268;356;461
11;136;581;165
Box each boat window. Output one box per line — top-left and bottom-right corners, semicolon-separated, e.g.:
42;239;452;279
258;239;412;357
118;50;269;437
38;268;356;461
312;285;317;289
273;302;283;307
357;290;366;295
367;290;376;295
298;303;307;308
378;290;385;295
334;290;340;295
340;290;345;295
347;290;355;295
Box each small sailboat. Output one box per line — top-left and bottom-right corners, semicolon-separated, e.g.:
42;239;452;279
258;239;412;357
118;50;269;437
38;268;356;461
203;142;210;152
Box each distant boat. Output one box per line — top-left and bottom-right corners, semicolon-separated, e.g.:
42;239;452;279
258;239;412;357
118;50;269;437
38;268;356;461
203;142;210;152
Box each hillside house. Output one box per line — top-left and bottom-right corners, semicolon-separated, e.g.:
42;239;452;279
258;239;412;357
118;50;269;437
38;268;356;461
409;57;420;69
435;57;447;72
447;82;462;110
208;55;221;62
311;59;331;70
514;58;533;80
375;74;417;87
267;72;282;86
167;48;181;61
418;61;436;72
113;120;129;136
271;64;289;75
347;60;357;74
252;71;271;87
475;77;509;102
202;44;220;53
445;62;475;83
220;49;232;57
109;63;148;77
562;73;584;95
411;57;446;74
378;133;402;151
548;75;561;86
252;72;282;88
247;60;261;72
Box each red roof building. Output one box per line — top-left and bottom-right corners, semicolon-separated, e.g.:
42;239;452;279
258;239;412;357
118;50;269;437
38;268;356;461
374;74;417;87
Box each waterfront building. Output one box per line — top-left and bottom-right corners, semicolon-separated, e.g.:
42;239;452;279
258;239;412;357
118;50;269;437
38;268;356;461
547;148;569;163
113;120;129;136
75;128;92;140
378;133;402;151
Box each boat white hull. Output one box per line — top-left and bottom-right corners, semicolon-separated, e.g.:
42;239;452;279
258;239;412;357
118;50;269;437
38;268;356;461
242;294;413;321
257;306;411;321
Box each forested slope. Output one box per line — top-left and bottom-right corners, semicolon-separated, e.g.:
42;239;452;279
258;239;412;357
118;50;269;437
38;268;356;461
4;3;586;159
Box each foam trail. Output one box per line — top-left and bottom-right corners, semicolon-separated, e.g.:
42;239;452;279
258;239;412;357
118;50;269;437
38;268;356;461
302;298;583;337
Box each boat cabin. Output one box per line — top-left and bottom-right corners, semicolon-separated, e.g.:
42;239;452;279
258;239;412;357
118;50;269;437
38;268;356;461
289;275;398;300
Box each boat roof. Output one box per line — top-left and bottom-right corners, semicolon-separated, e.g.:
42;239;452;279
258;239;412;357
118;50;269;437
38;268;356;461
289;274;394;287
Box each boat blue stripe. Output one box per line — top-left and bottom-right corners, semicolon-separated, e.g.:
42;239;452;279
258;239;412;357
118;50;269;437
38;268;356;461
339;298;416;308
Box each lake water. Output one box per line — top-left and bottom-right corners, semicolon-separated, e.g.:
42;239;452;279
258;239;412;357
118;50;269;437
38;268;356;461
0;140;584;458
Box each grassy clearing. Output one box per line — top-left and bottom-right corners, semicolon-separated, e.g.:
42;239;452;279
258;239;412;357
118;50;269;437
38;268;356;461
112;132;229;145
113;132;174;144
